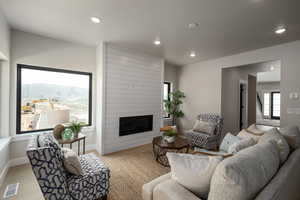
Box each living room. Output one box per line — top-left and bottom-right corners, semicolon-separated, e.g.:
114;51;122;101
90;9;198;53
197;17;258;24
1;1;300;200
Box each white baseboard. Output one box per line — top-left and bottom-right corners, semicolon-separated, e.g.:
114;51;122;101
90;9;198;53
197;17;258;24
0;163;10;187
9;157;29;167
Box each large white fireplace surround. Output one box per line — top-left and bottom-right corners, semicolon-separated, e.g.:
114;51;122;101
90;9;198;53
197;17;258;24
96;44;164;154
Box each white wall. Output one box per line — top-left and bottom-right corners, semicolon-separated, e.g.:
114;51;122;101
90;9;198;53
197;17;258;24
178;40;300;131
0;9;10;138
101;44;163;154
9;30;97;160
0;9;11;186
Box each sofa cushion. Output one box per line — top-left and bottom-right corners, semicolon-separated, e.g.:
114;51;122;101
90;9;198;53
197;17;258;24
228;138;256;154
193;120;216;135
167;152;222;198
153;179;203;200
208;141;280;200
220;133;241;152
279;126;300;150
67;153;110;199
259;128;290;163
142;173;171;200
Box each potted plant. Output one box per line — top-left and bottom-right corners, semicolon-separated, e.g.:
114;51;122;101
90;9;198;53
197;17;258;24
68;121;85;138
164;90;186;126
163;129;178;143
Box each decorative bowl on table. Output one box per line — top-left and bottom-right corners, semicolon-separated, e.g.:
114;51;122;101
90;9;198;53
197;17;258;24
163;129;178;143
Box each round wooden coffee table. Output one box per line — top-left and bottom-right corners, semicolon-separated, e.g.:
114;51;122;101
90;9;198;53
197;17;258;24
152;136;190;167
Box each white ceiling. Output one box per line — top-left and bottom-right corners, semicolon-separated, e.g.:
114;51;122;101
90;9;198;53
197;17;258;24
1;0;300;66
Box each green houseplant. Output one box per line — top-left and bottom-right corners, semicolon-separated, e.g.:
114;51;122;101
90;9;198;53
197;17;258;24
163;129;178;143
164;90;186;125
68;121;85;138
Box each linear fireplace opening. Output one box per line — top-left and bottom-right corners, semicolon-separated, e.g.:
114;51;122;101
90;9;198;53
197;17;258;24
119;115;153;136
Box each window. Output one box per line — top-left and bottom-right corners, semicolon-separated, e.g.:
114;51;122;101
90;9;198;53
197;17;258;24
163;82;171;118
17;64;92;134
263;93;270;117
263;92;280;119
271;92;280;119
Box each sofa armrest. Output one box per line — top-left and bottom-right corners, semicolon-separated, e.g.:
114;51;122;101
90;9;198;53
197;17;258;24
142;173;171;200
153;179;201;200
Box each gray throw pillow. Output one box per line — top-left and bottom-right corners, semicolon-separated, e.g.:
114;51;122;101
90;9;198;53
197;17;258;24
209;140;280;200
193;120;216;135
62;148;83;175
259;128;290;164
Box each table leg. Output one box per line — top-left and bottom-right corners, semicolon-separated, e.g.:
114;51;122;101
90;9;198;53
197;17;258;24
70;143;72;149
83;138;86;154
78;140;80;155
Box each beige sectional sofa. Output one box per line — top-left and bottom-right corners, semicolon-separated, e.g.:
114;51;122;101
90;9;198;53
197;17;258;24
143;127;300;200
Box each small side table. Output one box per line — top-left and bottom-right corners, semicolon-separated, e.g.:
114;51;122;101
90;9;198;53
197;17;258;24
57;133;86;155
152;136;189;167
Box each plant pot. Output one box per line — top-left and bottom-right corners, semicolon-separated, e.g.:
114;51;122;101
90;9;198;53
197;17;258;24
164;136;176;143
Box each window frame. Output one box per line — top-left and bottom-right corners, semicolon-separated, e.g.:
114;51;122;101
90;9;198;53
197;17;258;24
271;91;280;120
16;64;93;134
163;82;171;118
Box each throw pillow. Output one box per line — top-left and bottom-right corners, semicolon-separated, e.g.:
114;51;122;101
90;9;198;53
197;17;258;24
62;148;83;175
219;133;241;152
246;124;265;135
228;138;256;154
166;152;223;199
237;129;262;142
193;120;216;135
259;128;290;164
208;140;280;200
279;126;300;150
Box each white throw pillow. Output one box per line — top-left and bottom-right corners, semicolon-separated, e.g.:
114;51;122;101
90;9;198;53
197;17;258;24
166;152;222;198
279;126;300;150
193;120;216;135
259;128;290;164
220;133;241;152
237;129;262;142
246;124;265;135
228;138;256;154
62;148;83;175
208;140;280;200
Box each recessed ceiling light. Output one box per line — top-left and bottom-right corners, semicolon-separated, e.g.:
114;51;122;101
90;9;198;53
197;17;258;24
188;23;199;29
275;26;286;34
190;51;196;58
90;17;101;24
154;38;161;46
270;66;275;71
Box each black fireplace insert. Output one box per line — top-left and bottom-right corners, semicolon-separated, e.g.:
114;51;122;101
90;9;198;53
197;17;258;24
119;115;153;136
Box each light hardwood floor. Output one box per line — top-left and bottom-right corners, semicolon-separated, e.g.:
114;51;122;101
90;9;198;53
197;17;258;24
0;144;170;200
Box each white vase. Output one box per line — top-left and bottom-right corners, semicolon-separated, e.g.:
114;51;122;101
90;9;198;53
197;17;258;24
164;136;176;143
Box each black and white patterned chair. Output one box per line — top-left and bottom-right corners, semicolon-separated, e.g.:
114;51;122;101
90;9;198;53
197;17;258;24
184;113;224;150
27;134;110;200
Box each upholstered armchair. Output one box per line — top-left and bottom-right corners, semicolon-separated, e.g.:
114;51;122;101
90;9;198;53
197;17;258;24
26;134;110;200
184;113;224;150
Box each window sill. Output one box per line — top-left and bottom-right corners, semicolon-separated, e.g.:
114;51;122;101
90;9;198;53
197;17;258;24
11;126;95;143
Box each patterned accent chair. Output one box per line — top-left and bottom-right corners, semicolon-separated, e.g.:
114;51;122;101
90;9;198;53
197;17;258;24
184;113;224;150
26;134;110;200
